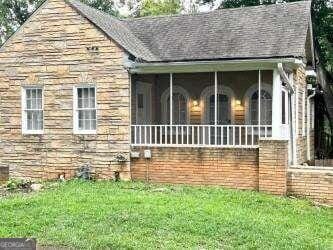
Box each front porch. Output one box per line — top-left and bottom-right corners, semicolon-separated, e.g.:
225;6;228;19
131;70;290;148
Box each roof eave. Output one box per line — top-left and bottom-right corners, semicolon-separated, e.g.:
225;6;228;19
126;57;305;74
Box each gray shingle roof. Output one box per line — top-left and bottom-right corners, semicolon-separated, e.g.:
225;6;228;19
67;0;312;63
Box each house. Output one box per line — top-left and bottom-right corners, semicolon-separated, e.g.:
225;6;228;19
1;0;331;202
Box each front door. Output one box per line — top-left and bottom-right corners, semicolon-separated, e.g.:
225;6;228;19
136;82;152;125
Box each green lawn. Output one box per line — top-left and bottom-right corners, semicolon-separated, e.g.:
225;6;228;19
0;181;332;249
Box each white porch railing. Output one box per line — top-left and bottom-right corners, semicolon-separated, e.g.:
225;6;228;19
131;125;272;148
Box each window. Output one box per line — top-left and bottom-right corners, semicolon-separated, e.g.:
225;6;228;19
74;86;97;134
244;83;272;125
201;85;234;125
282;91;286;124
166;92;187;124
250;90;272;125
22;87;43;134
137;94;144;109
281;89;289;125
161;86;189;124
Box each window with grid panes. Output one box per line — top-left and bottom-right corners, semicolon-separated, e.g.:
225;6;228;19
74;86;97;133
22;87;43;133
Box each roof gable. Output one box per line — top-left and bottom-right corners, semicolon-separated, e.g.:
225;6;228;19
67;0;159;61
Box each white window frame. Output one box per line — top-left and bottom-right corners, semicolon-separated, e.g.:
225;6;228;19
200;85;235;124
73;85;97;134
243;83;272;125
21;86;44;135
161;85;190;124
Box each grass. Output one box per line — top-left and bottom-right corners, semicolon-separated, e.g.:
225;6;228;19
0;180;332;249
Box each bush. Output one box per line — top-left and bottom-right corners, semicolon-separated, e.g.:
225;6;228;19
6;179;32;191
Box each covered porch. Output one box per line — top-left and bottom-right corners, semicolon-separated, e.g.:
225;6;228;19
129;63;292;149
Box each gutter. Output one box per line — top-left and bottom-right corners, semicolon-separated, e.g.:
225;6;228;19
126;58;303;74
307;89;316;161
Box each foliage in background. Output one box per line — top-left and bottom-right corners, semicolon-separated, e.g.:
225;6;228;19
80;0;119;16
0;0;118;43
137;0;181;17
311;0;333;73
0;0;40;43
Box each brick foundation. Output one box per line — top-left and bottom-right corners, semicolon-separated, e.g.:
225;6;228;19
259;139;288;195
287;166;333;205
131;147;259;190
131;140;290;194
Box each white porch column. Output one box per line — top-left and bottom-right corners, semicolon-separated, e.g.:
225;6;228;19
272;69;282;138
214;72;218;126
170;73;173;125
258;70;261;135
214;72;218;145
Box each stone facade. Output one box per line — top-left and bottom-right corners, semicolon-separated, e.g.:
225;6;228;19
294;67;311;164
0;0;130;180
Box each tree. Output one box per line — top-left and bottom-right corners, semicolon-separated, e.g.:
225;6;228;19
0;0;43;43
136;0;181;17
311;0;333;73
81;0;119;16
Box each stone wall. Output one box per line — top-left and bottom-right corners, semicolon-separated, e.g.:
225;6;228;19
287;166;333;205
131;147;259;189
294;67;309;164
0;0;130;180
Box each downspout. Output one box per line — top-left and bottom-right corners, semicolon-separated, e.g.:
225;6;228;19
278;63;294;94
307;90;316;161
277;63;295;164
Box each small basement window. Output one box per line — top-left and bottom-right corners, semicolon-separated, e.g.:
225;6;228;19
73;86;97;134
